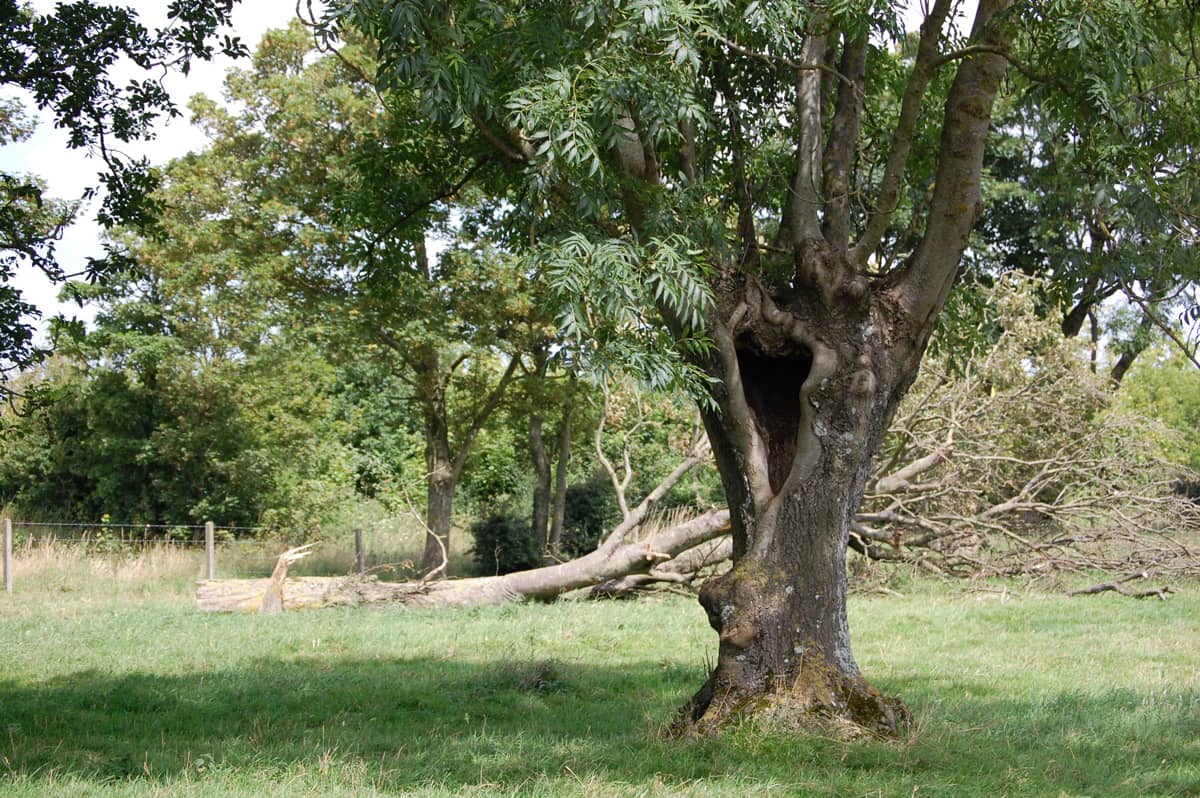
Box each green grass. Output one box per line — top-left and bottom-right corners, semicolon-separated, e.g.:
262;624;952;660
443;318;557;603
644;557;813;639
1;552;1198;796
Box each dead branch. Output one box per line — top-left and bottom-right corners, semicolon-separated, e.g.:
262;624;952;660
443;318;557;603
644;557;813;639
852;277;1200;582
1069;573;1175;600
259;544;316;615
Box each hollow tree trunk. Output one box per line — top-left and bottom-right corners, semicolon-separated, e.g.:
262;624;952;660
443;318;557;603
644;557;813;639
673;254;921;738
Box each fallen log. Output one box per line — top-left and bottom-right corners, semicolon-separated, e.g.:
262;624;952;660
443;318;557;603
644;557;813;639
196;508;731;612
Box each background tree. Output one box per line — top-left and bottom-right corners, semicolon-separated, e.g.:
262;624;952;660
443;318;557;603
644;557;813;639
330;0;1200;735
968;4;1200;381
144;22;548;573
0;0;247;382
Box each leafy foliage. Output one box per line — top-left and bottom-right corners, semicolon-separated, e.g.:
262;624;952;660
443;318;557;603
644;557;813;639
1117;347;1200;473
558;473;621;559
0;1;248;380
469;510;542;575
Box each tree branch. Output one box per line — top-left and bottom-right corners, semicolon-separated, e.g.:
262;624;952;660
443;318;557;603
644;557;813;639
895;0;1016;328
712;60;760;268
849;0;954;267
451;354;521;478
821;33;868;252
1120;279;1200;371
788;15;828;244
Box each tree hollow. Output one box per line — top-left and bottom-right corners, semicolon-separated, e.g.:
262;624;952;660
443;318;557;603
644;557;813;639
735;339;812;493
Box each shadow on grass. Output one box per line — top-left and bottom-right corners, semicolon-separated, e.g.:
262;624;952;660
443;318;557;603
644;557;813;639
2;659;1197;795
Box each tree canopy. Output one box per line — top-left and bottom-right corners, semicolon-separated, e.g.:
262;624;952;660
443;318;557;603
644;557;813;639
0;0;246;381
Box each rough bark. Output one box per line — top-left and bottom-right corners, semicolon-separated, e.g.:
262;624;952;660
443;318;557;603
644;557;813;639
196;508;730;612
675;266;918;738
670;0;1015;738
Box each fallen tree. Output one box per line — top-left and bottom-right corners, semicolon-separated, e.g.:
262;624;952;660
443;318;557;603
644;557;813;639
198;427;731;612
196;507;730;612
198;284;1200;613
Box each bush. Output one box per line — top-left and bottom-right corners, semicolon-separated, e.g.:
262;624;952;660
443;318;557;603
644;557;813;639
559;474;620;559
469;512;542;575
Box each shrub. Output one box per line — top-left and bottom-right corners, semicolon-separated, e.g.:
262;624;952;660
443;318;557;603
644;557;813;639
469;512;541;575
559;474;620;559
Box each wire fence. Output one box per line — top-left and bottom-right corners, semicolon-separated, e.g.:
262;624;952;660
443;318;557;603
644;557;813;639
1;518;422;593
5;520;270;548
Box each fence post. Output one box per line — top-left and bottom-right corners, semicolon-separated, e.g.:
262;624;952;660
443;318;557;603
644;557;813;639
3;518;11;593
205;521;215;580
355;528;365;575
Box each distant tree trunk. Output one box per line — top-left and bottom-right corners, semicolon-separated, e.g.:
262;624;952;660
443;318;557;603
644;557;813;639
408;340;520;578
1109;312;1155;388
420;396;457;577
530;411;552;550
549;409;572;553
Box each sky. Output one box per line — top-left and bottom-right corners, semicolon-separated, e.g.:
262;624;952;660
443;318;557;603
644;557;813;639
1;0;307;333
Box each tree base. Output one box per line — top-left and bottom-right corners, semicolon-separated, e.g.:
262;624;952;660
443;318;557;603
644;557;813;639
670;665;910;740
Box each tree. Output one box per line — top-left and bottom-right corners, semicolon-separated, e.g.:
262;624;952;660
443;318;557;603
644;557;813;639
1;99;77;380
327;0;1200;735
0;257;359;530
151;23;551;573
0;1;247;382
1118;346;1200;474
969;2;1200;382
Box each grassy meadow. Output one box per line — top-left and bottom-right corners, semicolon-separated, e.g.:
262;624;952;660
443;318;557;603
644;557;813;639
1;543;1198;797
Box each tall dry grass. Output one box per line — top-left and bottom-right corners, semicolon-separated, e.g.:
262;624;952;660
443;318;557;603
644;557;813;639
8;537;206;600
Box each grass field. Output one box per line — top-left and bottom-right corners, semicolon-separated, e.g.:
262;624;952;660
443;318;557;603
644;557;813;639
1;546;1198;797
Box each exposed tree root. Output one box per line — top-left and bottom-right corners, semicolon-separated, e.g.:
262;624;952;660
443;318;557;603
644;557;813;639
669;663;910;741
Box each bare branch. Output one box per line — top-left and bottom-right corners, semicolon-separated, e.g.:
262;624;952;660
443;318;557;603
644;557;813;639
849;0;955;267
788;14;829;244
